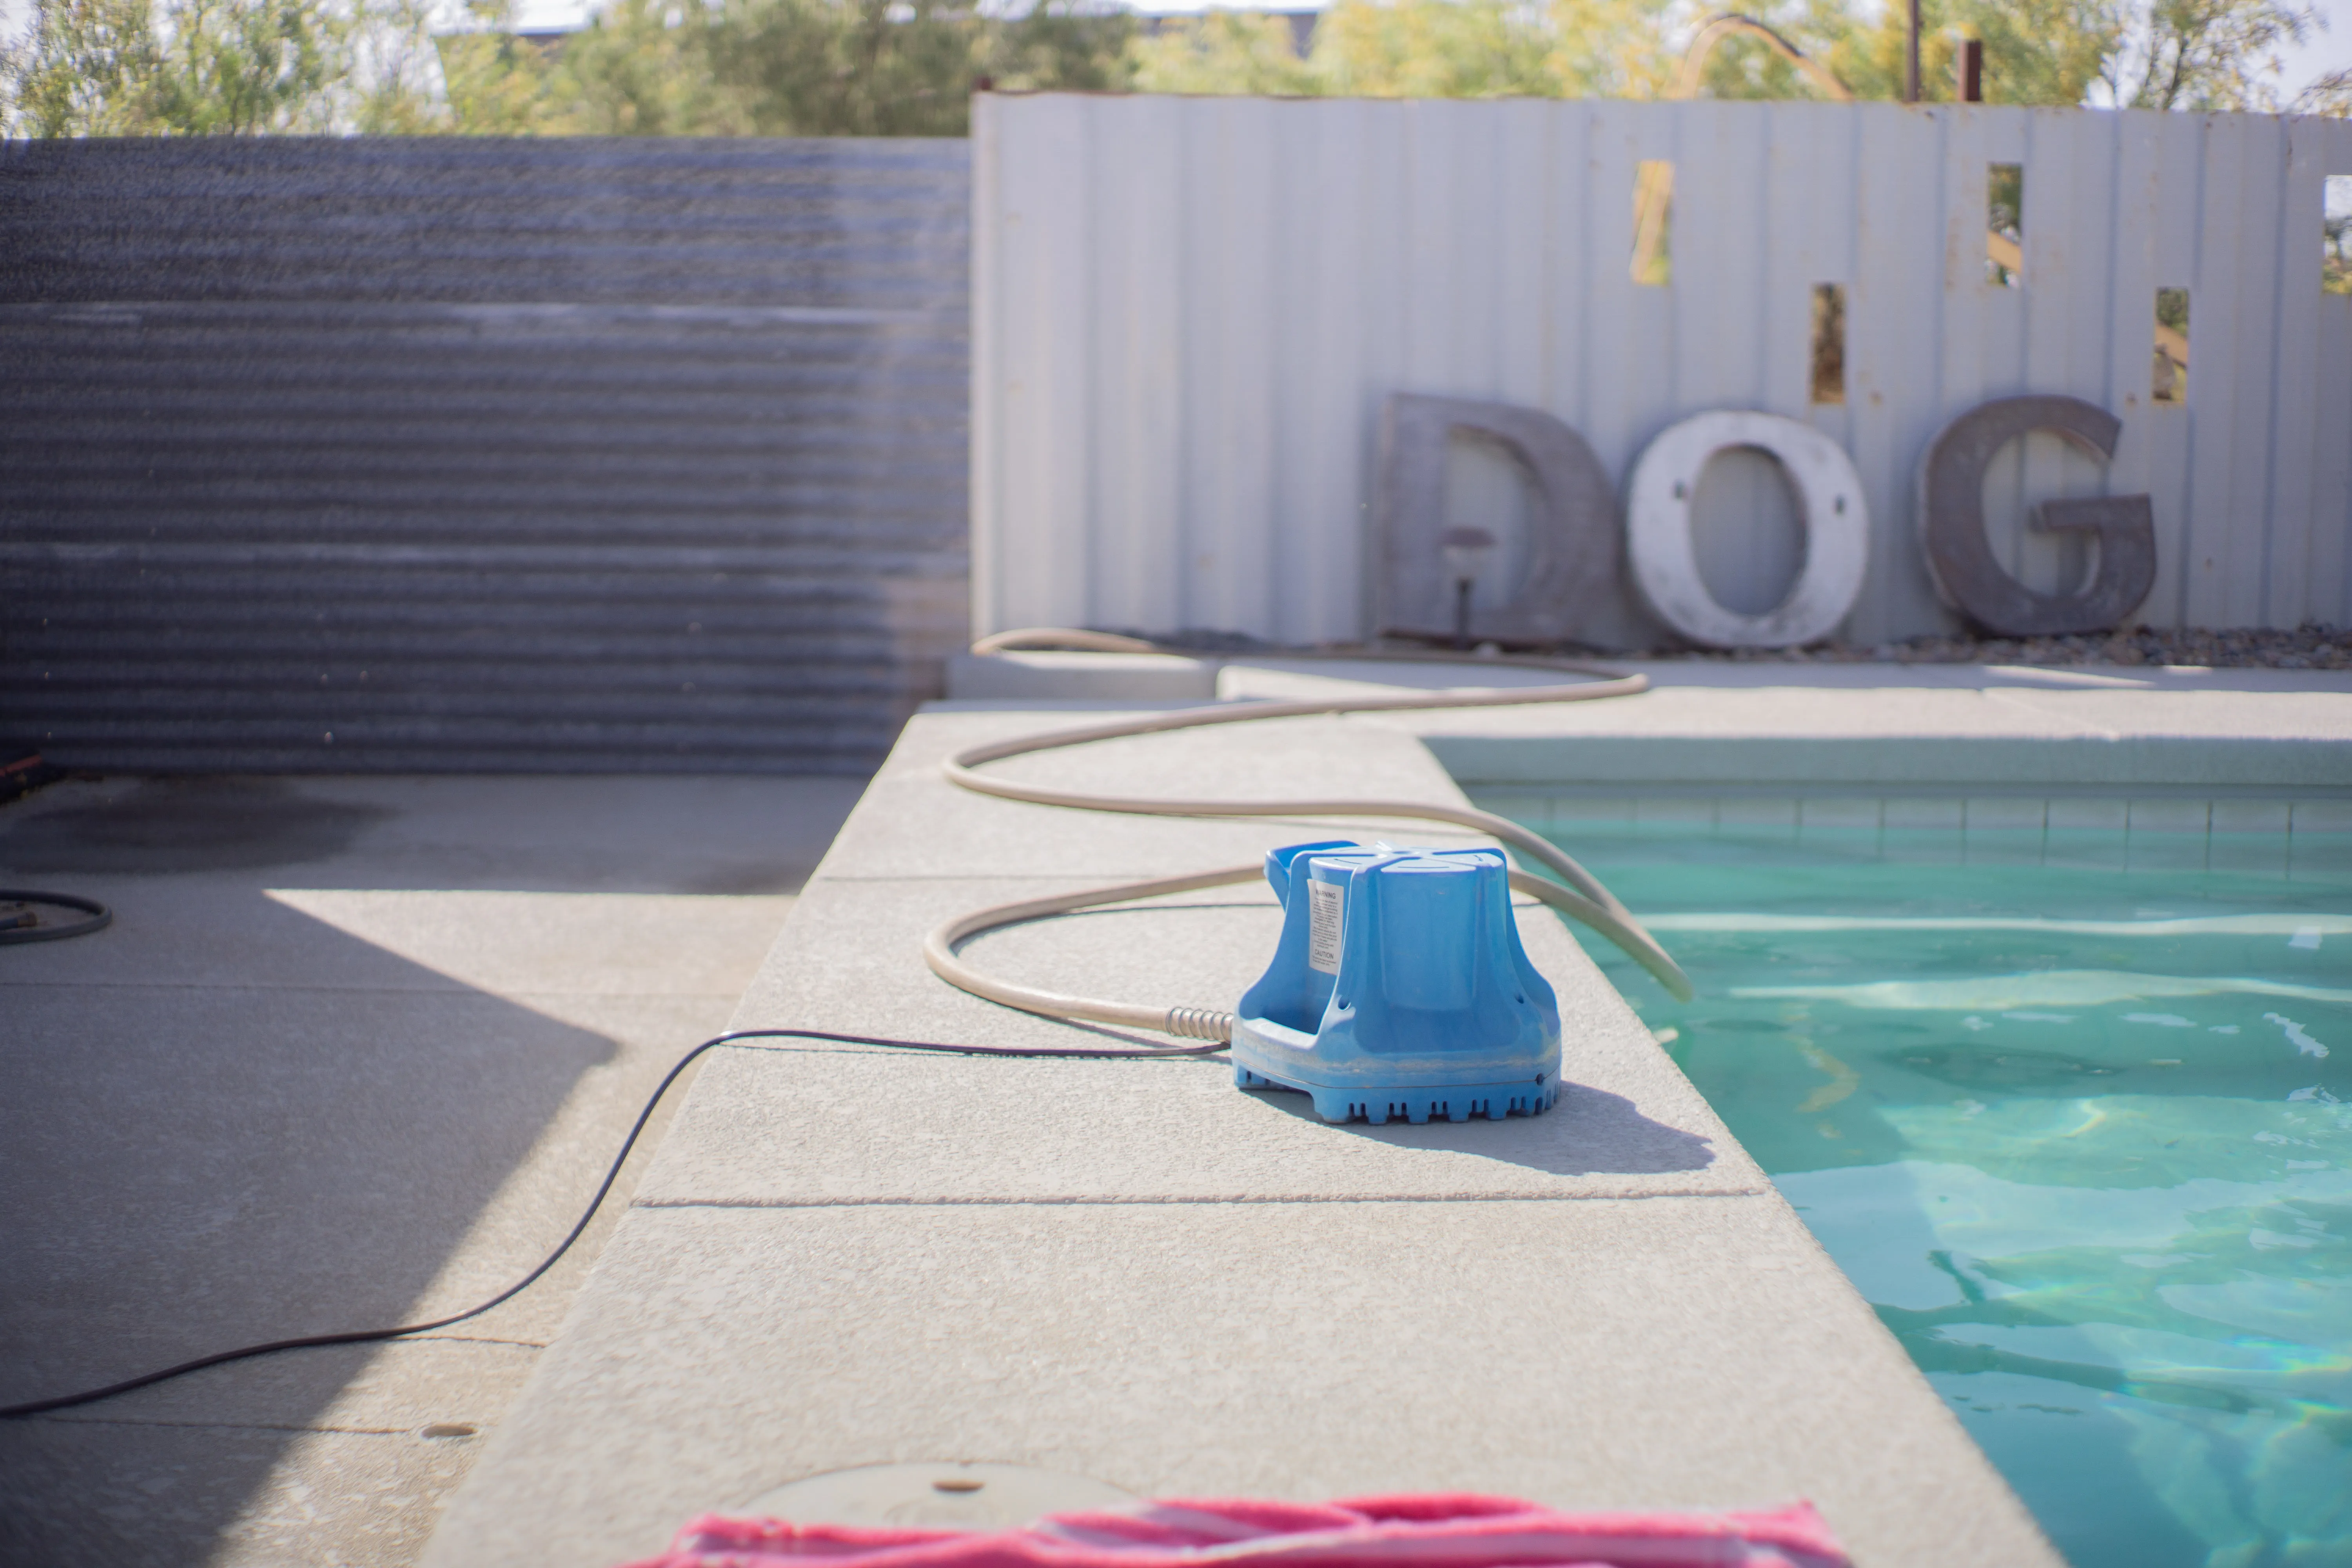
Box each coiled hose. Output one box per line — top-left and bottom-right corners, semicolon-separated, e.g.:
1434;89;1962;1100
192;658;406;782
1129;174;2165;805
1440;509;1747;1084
923;630;1693;1045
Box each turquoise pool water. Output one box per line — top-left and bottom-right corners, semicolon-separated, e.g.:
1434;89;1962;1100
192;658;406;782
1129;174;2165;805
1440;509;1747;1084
1501;797;2351;1568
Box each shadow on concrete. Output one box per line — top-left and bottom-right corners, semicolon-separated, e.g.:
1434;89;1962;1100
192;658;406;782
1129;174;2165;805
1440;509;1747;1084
1247;1078;1720;1177
0;801;624;1565
1026;904;1723;1178
1;777;395;875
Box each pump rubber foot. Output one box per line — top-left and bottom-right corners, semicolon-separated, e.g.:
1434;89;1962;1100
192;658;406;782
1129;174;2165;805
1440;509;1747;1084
1235;1065;1555;1125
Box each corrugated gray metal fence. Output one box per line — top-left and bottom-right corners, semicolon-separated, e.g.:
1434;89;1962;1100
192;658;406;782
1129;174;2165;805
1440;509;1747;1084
1;136;969;773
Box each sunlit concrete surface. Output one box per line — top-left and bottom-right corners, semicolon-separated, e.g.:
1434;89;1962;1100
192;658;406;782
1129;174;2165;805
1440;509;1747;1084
0;774;863;1568
949;652;2352;790
422;704;2065;1568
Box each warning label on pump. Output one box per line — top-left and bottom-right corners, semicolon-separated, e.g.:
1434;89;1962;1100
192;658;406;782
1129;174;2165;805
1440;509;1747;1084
1307;880;1345;974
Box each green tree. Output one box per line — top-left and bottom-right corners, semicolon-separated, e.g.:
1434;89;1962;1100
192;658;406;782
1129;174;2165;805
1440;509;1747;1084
437;0;1132;136
1129;10;1317;96
6;0;169;134
1312;0;1556;97
0;0;454;134
1126;0;2313;112
1683;0;2115;106
553;0;745;132
161;0;339;131
6;0;338;133
345;0;452;129
711;0;976;135
708;0;1129;133
1961;0;2118;104
11;0;2334;137
434;0;563;131
2103;0;2315;109
2298;64;2352;115
1131;0;1677;102
1674;1;1846;99
1542;0;1676;98
1716;0;2308;108
981;0;1136;93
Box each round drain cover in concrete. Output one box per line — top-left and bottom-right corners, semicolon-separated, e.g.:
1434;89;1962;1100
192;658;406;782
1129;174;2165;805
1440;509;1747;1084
740;1462;1132;1529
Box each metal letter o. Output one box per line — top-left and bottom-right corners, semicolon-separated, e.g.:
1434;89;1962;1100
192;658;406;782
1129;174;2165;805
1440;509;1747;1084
1625;410;1870;648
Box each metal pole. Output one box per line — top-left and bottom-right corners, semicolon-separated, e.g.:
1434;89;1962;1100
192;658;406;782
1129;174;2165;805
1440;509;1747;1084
1906;0;1922;102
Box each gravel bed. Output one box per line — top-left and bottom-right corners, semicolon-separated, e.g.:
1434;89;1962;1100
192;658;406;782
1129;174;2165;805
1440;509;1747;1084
1630;624;2352;669
1138;625;2352;671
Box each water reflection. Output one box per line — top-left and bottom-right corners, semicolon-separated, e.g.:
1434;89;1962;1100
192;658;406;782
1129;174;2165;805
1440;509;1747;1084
1521;813;2351;1568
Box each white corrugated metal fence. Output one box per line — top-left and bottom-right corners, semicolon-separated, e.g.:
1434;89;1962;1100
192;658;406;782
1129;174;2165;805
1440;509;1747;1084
971;96;2352;646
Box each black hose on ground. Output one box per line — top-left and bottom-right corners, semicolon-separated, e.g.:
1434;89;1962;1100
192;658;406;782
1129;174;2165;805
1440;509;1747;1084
0;1026;1217;1420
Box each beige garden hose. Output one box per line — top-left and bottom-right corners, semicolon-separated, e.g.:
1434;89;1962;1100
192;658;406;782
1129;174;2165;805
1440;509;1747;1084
922;631;1695;1046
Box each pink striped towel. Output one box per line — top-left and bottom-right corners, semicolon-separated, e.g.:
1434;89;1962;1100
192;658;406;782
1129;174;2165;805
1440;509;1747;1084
619;1493;1848;1568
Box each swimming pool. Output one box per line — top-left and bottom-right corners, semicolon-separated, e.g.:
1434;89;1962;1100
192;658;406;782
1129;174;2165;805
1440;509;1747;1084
1484;793;2352;1568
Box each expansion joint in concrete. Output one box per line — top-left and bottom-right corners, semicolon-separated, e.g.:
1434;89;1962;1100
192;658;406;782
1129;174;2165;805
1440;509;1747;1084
630;1189;1773;1211
25;1415;439;1439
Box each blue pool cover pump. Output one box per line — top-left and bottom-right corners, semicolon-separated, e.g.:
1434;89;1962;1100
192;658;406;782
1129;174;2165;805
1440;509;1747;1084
1233;840;1562;1125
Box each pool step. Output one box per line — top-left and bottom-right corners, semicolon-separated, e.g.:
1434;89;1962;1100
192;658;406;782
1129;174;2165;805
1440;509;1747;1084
1235;1065;1557;1125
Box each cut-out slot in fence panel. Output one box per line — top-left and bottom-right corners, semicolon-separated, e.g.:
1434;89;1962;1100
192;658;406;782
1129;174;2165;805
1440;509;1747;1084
1987;163;2024;288
1810;284;1846;405
1631;161;1674;288
2154;289;2190;404
2328;176;2351;296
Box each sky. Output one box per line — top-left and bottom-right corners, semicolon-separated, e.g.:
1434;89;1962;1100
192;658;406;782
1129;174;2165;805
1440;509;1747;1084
2266;0;2352;98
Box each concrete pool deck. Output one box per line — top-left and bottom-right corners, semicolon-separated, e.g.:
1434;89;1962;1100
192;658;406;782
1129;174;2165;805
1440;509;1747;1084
0;776;862;1566
11;657;2342;1565
955;652;2352;793
410;658;2311;1568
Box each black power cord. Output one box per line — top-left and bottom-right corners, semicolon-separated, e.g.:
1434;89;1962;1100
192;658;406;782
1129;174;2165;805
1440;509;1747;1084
0;1026;1222;1420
